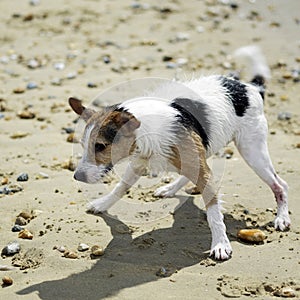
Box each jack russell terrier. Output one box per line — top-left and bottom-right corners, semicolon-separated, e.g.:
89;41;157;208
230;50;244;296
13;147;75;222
69;46;290;260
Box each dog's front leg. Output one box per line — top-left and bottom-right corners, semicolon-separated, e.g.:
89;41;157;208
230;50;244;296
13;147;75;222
87;160;145;213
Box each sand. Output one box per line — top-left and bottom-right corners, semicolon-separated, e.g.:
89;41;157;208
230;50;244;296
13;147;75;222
0;0;299;299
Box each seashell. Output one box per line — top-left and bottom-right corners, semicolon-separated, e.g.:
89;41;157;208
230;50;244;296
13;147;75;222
63;251;78;259
78;243;89;252
2;276;13;286
18;229;33;240
17;173;29;182
1;241;20;256
91;245;105;256
15;216;27;226
237;229;266;243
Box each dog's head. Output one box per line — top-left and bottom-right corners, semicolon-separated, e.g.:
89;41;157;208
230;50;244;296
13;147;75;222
69;97;140;183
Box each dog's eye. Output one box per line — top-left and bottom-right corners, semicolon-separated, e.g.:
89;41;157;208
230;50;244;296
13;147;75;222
95;143;107;152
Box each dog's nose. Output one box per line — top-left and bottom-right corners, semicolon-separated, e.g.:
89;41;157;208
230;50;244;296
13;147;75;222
74;171;87;182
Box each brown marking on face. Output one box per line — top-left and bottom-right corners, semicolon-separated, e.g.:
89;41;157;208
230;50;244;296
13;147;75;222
169;130;218;207
82;109;140;167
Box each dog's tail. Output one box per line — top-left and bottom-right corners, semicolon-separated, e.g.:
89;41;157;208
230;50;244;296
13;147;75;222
234;45;271;100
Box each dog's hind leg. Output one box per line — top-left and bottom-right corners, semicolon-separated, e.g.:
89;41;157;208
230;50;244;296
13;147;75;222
234;116;290;231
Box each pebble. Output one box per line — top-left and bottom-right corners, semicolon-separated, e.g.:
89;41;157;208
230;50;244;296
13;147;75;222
175;32;190;42
66;132;79;143
53;62;65;70
1;177;9;185
51;78;62;86
273;287;296;298
61;158;76;171
102;55;111;64
54;246;66;253
66;72;77;79
78;243;89;252
0;184;23;195
237;229;266;243
0;265;14;271
36;172;49;179
91;245;104;256
18;229;33;240
10;131;30;139
29;0;40;6
87;82;97;88
18;110;36;119
1;241;20;256
15;216;27;226
63;251;78;259
18;210;33;220
17;173;29;182
12;225;24;232
156;267;169;277
13;87;25;94
62;127;75;134
278;112;292;121
27;59;40;69
2;276;13;286
26;82;38;89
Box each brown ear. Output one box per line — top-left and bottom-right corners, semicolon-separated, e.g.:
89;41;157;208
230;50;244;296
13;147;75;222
68;97;95;122
112;111;140;137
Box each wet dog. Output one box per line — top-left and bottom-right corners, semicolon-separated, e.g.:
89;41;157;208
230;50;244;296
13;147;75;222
69;46;290;260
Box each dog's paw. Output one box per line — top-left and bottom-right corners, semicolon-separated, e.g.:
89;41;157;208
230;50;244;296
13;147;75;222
154;185;177;198
210;242;232;261
86;196;116;214
274;214;291;231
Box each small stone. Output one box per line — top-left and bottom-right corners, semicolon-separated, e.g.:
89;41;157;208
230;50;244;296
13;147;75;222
166;62;177;69
36;172;49;179
175;32;190;42
27;59;40;69
1;177;9;185
53;62;65;70
18;210;33;220
87;82;97;88
2;276;13;286
91;245;104;256
282;72;292;79
12;225;24;232
18;229;33;240
63;251;78;259
51;78;62;86
13;87;25;94
66;132;79;143
1;241;20;256
273;287;296;298
61;159;76;171
176;58;188;66
17;173;29;182
278;112;292;121
156;267;169;277
0;184;23;195
56;246;66;253
26;82;38;89
18;110;35;119
66;72;77;79
280;95;289;101
62;127;75;134
15;217;27;226
10;131;29;139
30;0;40;6
102;55;111;64
237;229;266;243
78;243;89;252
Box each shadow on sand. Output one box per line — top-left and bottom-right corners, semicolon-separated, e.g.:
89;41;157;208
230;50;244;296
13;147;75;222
17;197;244;299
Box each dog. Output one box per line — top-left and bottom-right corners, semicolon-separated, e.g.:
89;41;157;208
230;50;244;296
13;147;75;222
69;46;290;260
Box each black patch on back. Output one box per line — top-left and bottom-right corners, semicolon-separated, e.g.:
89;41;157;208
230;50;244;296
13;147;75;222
170;98;211;149
250;75;265;100
220;76;249;117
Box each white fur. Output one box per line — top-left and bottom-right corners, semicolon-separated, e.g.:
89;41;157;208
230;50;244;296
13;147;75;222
78;46;290;261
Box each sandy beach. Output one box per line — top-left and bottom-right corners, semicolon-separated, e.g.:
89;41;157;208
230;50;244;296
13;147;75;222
0;0;299;299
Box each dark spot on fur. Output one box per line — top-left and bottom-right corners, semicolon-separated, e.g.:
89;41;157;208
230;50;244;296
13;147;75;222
170;98;211;149
250;75;266;100
220;76;249;117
